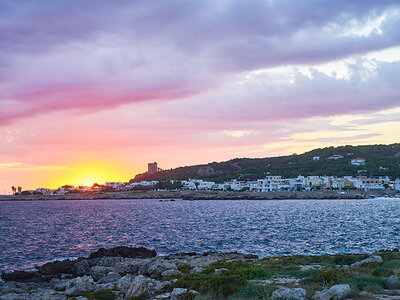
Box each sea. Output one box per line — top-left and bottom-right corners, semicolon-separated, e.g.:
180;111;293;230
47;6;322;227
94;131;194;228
1;198;400;274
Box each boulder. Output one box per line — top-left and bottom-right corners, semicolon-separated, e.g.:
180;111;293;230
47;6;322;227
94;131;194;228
190;266;204;274
64;275;96;297
142;260;179;276
116;274;135;293
387;275;400;289
312;284;351;300
88;246;156;259
171;287;188;300
72;259;91;276
125;275;171;299
215;268;228;275
98;272;122;284
90;266;114;281
114;258;151;274
161;269;182;277
350;255;383;268
271;287;306;300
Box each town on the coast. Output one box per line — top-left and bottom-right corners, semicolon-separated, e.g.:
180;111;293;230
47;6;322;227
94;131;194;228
16;159;400;196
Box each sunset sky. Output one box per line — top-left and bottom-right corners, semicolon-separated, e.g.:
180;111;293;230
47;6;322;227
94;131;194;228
1;0;400;192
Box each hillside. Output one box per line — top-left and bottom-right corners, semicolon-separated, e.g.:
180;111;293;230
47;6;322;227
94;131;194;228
131;144;400;183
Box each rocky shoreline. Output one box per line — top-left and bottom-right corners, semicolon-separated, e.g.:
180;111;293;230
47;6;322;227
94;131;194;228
2;246;400;299
1;190;397;202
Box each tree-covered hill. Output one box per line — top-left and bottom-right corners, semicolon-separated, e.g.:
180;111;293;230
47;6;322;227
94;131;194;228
131;144;400;183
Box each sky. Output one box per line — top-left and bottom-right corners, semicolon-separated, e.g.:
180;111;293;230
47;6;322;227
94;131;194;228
1;0;400;192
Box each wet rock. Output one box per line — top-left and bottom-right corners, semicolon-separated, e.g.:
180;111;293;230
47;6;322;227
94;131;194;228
88;246;156;259
190;266;204;274
387;275;400;289
350;255;383;268
0;289;66;300
312;284;351;300
215;268;228;275
64;275;96;297
1;270;42;282
36;259;77;275
271;287;306;300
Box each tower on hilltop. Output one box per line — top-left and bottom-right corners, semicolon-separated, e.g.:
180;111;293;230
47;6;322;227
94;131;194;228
148;162;158;174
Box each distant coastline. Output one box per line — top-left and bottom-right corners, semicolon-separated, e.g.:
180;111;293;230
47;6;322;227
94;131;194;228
0;190;398;201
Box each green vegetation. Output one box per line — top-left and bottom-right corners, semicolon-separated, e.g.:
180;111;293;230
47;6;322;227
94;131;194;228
161;251;400;299
131;144;400;183
81;289;115;300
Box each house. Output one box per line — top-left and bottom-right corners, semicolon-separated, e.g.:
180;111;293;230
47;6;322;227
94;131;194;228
351;158;366;166
395;179;400;191
257;176;289;192
313;156;320;161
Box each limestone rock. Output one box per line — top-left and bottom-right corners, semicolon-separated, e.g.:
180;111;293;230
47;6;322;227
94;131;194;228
90;265;113;281
271;287;306;300
312;284;351;300
117;274;135;293
350;255;383;268
190;266;204;274
64;275;96;297
98;271;122;284
125;275;171;299
171;288;188;300
388;275;400;289
215;268;228;275
161;269;182;277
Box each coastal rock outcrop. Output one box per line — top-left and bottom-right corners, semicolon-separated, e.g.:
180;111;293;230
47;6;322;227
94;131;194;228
88;246;157;259
271;287;306;300
64;275;96;297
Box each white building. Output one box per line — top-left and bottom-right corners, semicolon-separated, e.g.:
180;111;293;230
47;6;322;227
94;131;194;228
351;158;366;166
257;176;289;192
394;179;400;191
313;156;320;161
328;154;344;160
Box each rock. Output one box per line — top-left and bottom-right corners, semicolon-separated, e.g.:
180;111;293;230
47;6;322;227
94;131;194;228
215;268;228;275
114;258;151;274
161;269;182;277
125;275;171;299
98;271;122;284
271;287;306;300
36;259;77;275
312;284;351;300
387;275;400;289
0;270;42;282
64;275;96;297
73;259;91;276
171;287;188;300
0;289;65;300
350;255;383;268
143;260;179;276
88;246;157;259
117;274;135;293
190;266;204;274
300;264;323;271
90;265;113;281
155;292;172;299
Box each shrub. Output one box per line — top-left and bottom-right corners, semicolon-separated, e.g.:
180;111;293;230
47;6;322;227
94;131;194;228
82;289;115;300
200;275;247;296
234;268;271;280
307;269;345;286
343;277;386;292
371;267;394;277
231;284;278;299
